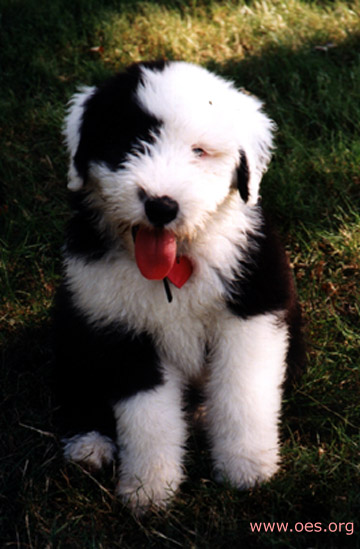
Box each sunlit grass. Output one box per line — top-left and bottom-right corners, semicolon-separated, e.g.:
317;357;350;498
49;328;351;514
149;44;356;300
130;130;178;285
98;1;360;66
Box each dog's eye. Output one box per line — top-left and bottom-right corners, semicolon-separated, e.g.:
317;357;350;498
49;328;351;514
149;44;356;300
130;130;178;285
192;147;207;158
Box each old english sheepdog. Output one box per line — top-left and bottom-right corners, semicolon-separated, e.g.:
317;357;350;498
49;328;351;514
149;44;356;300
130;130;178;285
53;60;304;512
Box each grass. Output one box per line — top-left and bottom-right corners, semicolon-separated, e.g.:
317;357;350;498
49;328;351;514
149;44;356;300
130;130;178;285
1;0;359;547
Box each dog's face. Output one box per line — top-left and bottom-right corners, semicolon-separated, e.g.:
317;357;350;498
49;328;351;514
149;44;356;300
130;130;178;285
64;61;274;251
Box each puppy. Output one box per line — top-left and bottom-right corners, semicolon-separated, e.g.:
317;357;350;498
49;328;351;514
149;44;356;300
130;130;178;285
53;60;304;512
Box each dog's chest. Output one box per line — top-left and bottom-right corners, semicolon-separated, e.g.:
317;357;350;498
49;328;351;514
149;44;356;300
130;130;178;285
66;252;228;376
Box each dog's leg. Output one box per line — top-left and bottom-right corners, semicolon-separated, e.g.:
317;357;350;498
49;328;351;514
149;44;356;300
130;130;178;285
113;371;186;513
206;312;288;488
54;371;117;470
53;292;119;471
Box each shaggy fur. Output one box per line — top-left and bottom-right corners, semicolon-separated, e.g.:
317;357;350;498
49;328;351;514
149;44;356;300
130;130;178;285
53;60;304;512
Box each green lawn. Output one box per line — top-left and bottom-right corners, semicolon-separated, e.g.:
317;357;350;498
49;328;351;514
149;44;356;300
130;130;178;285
1;1;359;547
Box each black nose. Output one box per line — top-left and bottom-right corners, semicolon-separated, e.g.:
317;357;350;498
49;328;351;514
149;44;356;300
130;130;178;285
144;196;179;227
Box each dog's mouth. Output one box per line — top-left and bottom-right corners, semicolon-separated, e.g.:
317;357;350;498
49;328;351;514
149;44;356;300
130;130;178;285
132;225;193;289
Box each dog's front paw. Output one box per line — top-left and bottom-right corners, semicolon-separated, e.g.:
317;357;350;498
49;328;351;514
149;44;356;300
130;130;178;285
213;448;279;489
116;464;183;514
116;478;176;515
63;431;116;470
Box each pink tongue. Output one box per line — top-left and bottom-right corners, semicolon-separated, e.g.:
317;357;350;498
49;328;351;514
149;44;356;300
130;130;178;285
135;227;177;280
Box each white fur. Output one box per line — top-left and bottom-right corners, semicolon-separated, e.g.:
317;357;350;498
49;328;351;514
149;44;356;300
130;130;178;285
61;62;291;511
63;431;116;469
205;313;288;487
113;373;186;512
137;62;274;204
63;86;95;191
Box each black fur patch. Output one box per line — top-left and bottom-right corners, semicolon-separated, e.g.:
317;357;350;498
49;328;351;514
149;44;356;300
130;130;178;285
236;150;250;202
225;209;305;379
53;285;163;438
65;191;114;261
73;62;166;182
226;211;295;317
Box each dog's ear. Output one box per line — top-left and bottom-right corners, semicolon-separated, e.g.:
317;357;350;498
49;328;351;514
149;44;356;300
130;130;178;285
236;150;250;202
63;86;96;191
234;93;276;204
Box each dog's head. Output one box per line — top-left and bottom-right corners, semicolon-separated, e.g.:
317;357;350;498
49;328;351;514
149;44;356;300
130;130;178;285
64;61;274;276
